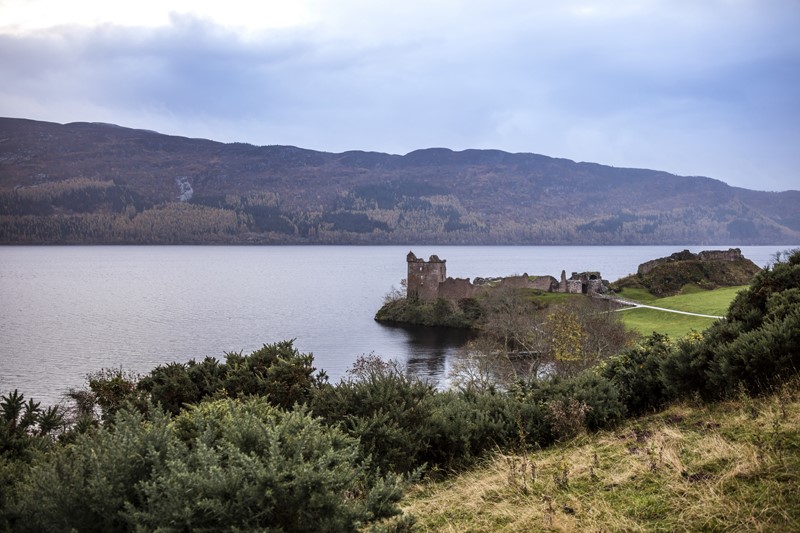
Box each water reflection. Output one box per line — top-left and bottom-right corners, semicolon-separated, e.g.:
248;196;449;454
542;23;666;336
377;322;476;385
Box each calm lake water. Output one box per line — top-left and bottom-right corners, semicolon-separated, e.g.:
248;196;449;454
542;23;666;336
0;245;794;405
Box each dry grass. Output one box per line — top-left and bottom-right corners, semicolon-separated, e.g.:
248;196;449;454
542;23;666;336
394;384;800;532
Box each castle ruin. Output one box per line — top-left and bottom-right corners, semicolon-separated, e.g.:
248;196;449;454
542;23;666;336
637;248;746;276
406;252;447;300
406;251;608;301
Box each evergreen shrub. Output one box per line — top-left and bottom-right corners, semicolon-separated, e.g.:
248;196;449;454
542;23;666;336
6;399;405;532
311;356;436;474
422;390;521;468
601;333;675;415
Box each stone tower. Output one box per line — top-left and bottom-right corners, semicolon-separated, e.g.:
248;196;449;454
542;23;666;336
406;251;446;301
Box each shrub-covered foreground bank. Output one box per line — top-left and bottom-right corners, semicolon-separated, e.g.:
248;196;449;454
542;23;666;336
403;383;800;531
1;251;798;531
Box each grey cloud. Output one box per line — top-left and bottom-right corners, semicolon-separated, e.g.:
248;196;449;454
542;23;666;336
0;2;798;191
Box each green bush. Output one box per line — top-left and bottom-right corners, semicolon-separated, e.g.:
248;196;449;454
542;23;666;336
556;372;626;431
725;250;800;330
311;355;436;474
137;361;204;414
6;408;174;532
6;399;406;532
421;390;522;468
222;340;324;408
661;323;729;400
517;372;626;434
87;368;148;422
601;333;675;415
711;307;800;396
136;340;324;415
0;390;64;532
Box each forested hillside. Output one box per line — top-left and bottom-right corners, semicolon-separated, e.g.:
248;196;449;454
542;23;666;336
2;117;799;244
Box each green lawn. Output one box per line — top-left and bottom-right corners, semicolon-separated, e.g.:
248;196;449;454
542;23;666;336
647;285;746;316
613;287;659;304
619;307;717;338
617;285;748;338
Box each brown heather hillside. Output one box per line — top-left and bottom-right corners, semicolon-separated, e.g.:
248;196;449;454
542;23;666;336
1;117;799;244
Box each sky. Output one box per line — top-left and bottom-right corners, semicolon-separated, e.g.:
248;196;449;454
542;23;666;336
0;0;798;191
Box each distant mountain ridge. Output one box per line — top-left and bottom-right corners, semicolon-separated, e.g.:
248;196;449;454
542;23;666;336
1;117;798;244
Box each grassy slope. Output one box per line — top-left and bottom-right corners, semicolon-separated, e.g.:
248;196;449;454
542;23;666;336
399;385;800;532
617;285;747;339
619;309;717;339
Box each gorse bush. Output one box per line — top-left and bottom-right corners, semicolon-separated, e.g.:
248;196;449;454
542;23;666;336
712;305;800;395
87;368;148;422
311;355;436;475
515;372;626;434
6;399;405;533
421;389;549;468
1;390;64;458
81;340;328;417
0;390;64;532
601;333;675;415
7;407;174;532
310;355;554;474
222;341;325;408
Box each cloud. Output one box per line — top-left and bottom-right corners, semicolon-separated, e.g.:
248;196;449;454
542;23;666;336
0;1;798;191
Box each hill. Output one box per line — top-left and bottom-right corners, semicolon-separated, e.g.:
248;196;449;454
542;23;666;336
614;248;762;296
1;117;799;244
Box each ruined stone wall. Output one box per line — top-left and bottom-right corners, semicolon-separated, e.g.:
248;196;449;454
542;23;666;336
698;248;743;262
482;275;559;292
638;250;694;275
586;279;605;294
566;279;584;294
531;275;560;292
437;278;479;300
559;270;568;293
637;258;666;276
496;275;533;290
638;248;745;275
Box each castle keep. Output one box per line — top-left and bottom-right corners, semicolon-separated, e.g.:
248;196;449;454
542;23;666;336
406;252;447;300
406;251;608;301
